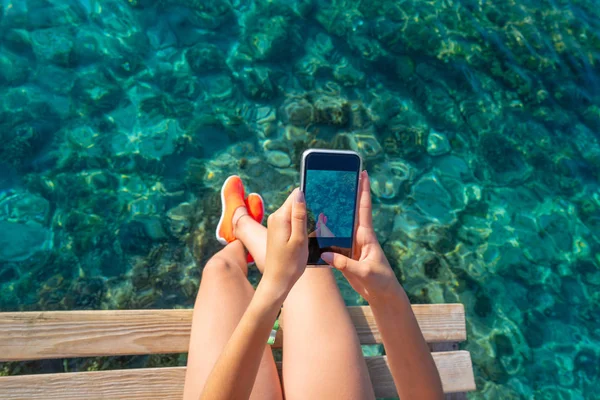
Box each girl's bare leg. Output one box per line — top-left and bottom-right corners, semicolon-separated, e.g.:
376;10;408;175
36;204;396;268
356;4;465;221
235;214;268;273
235;217;376;399
183;240;282;400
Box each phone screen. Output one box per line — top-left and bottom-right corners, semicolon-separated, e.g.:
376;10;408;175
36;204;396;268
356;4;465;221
302;151;361;265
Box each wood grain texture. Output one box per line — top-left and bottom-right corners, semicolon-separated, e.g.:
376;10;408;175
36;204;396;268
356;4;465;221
0;304;466;361
0;367;185;400
0;309;192;362
365;352;475;397
0;352;476;399
347;304;466;345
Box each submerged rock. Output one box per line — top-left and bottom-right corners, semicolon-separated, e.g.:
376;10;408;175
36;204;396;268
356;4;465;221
167;0;233;30
0;53;31;86
111;119;182;160
313;95;350;125
294;55;330;88
186;44;226;74
253;106;278;139
73;28;106;65
333;57;365;87
479;133;531;184
31;27;74;66
244;15;289;61
284;125;309;142
166;202;194;238
411;174;456;225
280;98;315;127
265;150;291;168
427;131;451;156
203;74;235;102
237;66;277;100
370;160;415;200
34;65;75;95
65;125;98;150
0;192;50;225
2;28;33;56
0;221;52;262
346;131;384;161
72;69;124;114
138;216;168;241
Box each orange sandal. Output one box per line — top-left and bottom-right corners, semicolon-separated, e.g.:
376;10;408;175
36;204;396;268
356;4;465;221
246;193;265;225
215;175;246;245
215;177;266;266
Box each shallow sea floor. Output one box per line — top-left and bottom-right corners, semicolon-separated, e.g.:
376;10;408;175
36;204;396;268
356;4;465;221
1;0;600;398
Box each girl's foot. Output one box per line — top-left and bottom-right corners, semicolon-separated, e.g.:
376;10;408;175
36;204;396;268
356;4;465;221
244;193;264;264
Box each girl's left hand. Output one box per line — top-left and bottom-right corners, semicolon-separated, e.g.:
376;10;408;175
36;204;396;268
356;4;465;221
262;188;308;298
320;171;400;303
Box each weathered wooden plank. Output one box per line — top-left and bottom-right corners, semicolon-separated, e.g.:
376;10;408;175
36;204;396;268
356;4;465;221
0;367;184;400
366;352;476;397
0;310;192;362
0;305;465;361
0;352;476;399
347;304;466;345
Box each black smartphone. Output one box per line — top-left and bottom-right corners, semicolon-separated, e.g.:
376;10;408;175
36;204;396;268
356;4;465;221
300;149;362;266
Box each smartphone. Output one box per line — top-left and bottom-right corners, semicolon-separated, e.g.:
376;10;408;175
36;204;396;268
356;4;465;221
300;149;362;266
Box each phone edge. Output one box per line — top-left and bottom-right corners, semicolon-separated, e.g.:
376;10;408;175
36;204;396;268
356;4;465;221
300;149;363;268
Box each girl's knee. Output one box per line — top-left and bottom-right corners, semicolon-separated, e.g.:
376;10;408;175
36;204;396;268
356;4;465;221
202;255;245;281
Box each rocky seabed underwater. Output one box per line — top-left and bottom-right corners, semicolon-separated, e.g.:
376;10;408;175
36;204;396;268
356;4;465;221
1;0;599;398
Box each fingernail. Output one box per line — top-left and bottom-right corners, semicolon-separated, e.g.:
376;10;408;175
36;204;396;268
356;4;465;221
321;252;333;263
296;189;305;203
363;170;369;178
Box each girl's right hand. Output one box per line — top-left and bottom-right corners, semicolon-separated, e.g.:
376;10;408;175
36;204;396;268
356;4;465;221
262;188;308;299
321;171;402;303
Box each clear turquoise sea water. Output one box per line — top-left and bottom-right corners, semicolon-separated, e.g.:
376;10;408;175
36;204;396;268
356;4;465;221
1;0;599;398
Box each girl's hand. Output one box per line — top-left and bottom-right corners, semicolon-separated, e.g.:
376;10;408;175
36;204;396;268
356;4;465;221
321;171;401;303
262;188;308;299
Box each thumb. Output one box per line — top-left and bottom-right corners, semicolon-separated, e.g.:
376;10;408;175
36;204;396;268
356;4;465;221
290;189;307;243
321;252;360;274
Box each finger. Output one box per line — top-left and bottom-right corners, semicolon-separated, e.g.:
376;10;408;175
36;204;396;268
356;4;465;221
270;189;296;240
277;187;296;217
357;170;373;229
290;188;307;243
321;252;360;274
